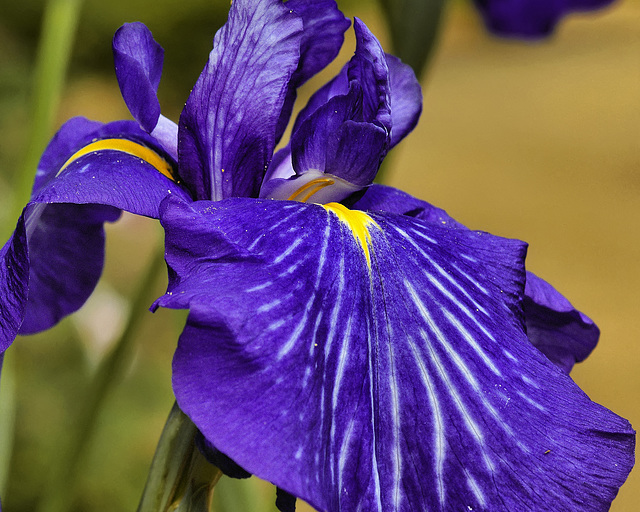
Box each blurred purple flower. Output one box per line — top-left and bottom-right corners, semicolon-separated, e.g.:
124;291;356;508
473;0;616;38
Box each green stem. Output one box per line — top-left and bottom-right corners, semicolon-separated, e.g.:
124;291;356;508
11;0;84;230
138;403;222;512
0;350;17;497
37;248;167;512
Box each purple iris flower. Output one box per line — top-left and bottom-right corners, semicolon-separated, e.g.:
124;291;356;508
473;0;617;38
0;0;633;510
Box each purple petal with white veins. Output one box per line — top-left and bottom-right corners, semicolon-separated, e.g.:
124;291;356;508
113;22;164;133
523;271;599;373
473;0;616;38
178;0;303;201
0;216;28;351
274;0;350;142
159;196;634;512
352;184;600;372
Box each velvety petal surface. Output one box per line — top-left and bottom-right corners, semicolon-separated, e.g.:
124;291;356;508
351;184;600;372
113;22;164;133
32;117;190;217
18;202;119;335
274;0;350;142
159;197;634;512
473;0;616;38
0;216;28;351
178;0;303;200
290;18;391;185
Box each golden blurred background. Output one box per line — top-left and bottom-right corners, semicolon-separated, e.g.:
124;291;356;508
0;0;638;510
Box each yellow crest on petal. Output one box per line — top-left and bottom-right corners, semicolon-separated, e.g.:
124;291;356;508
57;138;178;182
322;202;377;267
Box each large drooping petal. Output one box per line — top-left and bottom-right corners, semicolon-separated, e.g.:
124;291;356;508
274;0;350;142
113;22;178;159
0;116;189;344
177;0;303;201
473;0;616;38
158;197;634;512
351;184;600;372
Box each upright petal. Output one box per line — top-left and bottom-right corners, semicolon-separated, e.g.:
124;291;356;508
274;0;350;142
178;0;303;200
473;0;617;38
265;19;391;203
262;43;422;194
113;22;164;133
159;197;634;512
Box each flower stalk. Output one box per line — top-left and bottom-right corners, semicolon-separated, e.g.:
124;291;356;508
37;247;166;512
138;402;222;512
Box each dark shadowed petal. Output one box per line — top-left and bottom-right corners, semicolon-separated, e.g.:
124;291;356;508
473;0;616;38
158;197;634;512
0;216;28;351
291;90;388;186
385;55;422;147
178;0;303;201
262;38;421;195
113;22;164;133
18;202;120;335
523;271;599;373
351;184;601;372
348;183;465;228
291;52;418;152
274;0;350;142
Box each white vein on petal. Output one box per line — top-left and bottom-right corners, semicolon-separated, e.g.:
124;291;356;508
407;335;446;506
429;261;489;316
451;263;489;295
405;280;495;474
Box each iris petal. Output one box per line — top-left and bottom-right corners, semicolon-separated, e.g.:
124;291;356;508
113;22;164;133
473;0;616;38
178;0;303;200
523;271;599;373
263;32;422;192
32;117;189;217
351;184;601;372
274;0;350;142
0;216;28;350
159;197;634;512
0;116;189;346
